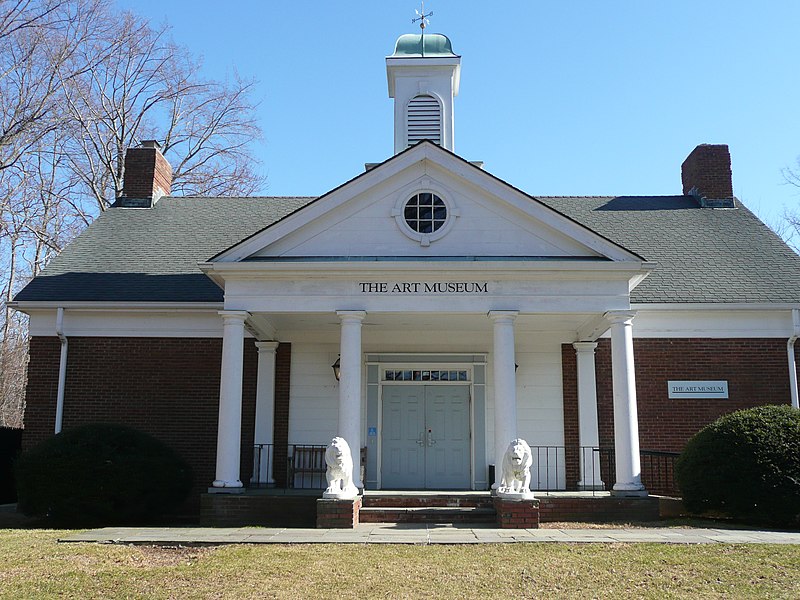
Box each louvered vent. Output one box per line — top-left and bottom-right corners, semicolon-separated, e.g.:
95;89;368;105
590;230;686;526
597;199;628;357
407;95;442;146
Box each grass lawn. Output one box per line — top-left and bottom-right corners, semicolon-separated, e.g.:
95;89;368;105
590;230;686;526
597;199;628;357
1;529;799;599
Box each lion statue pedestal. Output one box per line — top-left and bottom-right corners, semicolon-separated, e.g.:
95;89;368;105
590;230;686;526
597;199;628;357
322;437;359;500
496;438;535;500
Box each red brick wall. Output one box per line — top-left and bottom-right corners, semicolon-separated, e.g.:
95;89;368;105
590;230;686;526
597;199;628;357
272;343;292;486
23;336;285;512
561;344;580;490
681;144;733;199
122;146;172;200
538;496;659;523
562;338;795;487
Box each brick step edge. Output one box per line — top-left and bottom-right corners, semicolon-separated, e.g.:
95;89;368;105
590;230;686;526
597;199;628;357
359;506;497;524
360;506;495;514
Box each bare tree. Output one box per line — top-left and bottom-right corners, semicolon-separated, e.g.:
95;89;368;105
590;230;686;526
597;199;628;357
0;0;115;173
783;156;800;189
781;157;800;252
60;10;264;211
0;0;266;427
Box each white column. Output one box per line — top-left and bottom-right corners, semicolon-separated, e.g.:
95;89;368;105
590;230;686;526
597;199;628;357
573;342;604;490
489;311;519;486
213;310;250;488
788;309;800;410
253;341;279;484
606;310;646;494
337;310;366;489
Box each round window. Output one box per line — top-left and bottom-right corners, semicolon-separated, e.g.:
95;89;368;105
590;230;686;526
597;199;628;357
404;193;447;234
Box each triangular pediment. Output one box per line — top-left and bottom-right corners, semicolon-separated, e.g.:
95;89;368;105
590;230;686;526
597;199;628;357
212;142;642;264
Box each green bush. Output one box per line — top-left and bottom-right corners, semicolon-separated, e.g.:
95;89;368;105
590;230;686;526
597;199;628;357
675;405;800;526
15;423;193;526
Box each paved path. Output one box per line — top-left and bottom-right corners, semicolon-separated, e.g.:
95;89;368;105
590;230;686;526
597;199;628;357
61;524;800;545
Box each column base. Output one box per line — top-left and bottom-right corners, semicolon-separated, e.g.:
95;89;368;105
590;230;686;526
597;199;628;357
207;485;245;495
212;479;243;489
611;485;649;498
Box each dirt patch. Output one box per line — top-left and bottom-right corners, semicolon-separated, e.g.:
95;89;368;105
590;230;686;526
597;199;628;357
130;545;213;567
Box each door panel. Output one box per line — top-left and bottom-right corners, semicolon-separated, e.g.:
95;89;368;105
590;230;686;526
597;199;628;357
381;384;470;490
425;385;470;489
381;385;425;489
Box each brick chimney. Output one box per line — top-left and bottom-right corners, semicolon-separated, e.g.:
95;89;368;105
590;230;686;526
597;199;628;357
119;140;172;207
681;144;734;207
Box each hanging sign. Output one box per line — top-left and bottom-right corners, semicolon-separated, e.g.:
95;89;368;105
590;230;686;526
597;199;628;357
668;381;729;399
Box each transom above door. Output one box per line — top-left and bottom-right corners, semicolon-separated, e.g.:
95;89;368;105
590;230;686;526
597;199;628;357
381;384;470;490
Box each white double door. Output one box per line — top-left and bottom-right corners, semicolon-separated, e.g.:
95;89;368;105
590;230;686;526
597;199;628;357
381;384;471;489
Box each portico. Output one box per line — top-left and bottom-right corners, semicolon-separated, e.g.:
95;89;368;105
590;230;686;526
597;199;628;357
205;255;652;496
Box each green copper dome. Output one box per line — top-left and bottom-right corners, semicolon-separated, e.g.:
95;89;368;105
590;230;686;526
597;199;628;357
392;33;457;57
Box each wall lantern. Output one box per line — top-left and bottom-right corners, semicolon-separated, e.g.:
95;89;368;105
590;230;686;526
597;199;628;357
331;357;341;381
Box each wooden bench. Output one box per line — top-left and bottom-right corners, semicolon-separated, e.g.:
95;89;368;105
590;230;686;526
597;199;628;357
288;445;367;489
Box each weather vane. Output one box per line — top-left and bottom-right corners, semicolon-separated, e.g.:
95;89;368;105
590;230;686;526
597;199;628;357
413;2;433;32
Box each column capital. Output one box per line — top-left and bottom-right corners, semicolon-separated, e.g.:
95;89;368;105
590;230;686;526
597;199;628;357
336;310;367;323
255;340;279;353
604;310;637;326
218;310;250;322
573;341;598;353
488;310;519;323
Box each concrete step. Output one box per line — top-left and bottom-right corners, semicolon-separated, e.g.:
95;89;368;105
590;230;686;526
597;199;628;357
359;506;496;524
362;493;494;510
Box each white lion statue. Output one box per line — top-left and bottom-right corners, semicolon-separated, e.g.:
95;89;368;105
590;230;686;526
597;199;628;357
498;438;534;498
322;436;359;499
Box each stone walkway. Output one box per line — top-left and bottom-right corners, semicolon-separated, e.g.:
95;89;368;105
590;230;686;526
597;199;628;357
61;524;800;545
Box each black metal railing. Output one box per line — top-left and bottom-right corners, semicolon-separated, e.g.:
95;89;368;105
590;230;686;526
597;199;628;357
599;448;681;497
527;446;613;493
251;443;680;496
252;443;276;486
640;449;681;497
527;445;567;491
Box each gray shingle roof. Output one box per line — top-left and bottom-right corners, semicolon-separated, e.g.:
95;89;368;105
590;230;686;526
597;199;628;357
14;197;314;302
14;192;800;305
536;196;800;304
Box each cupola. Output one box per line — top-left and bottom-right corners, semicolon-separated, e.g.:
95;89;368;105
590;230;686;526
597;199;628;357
386;33;461;154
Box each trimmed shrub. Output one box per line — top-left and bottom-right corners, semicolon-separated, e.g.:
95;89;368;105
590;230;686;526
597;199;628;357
675;405;800;526
15;423;192;526
0;427;23;503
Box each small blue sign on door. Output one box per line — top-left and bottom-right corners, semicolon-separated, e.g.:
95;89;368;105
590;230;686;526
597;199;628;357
368;427;377;437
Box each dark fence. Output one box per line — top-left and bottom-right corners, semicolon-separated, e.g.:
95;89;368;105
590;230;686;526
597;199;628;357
600;447;681;497
639;450;681;497
0;427;23;503
252;443;680;496
529;445;608;492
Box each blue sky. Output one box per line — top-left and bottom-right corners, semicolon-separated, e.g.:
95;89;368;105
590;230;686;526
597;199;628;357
116;1;800;226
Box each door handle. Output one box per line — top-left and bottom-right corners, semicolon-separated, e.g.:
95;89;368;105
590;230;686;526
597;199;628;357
426;429;436;446
416;433;425;446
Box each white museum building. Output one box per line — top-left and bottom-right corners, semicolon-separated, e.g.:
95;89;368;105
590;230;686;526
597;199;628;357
14;32;800;523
